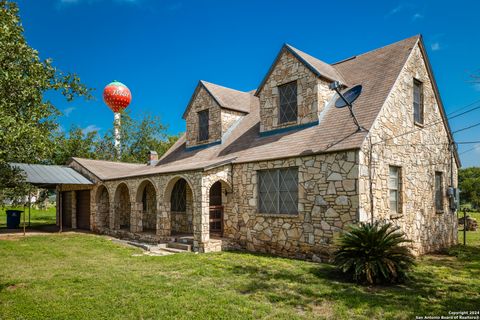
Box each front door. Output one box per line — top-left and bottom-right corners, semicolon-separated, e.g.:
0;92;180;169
76;190;91;230
209;181;223;236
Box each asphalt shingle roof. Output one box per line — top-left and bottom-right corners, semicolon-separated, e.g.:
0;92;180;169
73;35;424;180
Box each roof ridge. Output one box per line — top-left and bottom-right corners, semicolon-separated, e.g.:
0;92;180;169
284;43;347;84
332;34;421;65
201;80;251;96
72;157;145;166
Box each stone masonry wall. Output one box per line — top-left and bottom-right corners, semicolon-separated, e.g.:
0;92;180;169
358;43;458;254
185;86;222;147
221;109;244;134
257;49;335;133
229;152;359;260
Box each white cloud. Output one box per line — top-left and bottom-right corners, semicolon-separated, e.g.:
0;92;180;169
82;124;101;134
63;107;76;117
431;42;440;51
387;4;404;16
412;13;424;21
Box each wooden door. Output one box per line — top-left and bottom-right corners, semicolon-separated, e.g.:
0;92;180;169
209;181;223;236
61;191;72;228
76;190;91;230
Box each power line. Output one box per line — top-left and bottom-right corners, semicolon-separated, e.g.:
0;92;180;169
447;104;480;120
460;145;480;155
447;99;480;117
453;121;480;134
373;100;480;146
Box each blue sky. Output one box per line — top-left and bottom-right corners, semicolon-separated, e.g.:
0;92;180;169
16;0;480;166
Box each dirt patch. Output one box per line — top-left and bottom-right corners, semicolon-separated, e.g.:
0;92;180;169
310;300;335;319
6;283;27;291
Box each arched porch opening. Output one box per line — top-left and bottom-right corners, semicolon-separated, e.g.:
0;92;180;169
95;185;110;229
136;180;157;234
208;180;231;237
166;177;194;236
114;183;131;231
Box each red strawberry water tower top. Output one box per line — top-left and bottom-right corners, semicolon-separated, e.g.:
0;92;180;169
103;81;132;113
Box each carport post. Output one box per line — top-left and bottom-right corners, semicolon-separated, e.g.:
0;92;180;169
28;192;31;227
59;185;63;233
23;203;26;236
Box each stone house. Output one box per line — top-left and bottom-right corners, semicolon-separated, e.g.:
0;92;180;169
65;35;459;259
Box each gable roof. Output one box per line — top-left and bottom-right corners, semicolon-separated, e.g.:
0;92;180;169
182;80;252;119
73;35;458;181
255;43;347;96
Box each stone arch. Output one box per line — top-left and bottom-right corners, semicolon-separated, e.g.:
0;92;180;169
114;182;131;230
205;177;232;194
206;178;232;237
163;175;195;235
136;179;158;233
95;184;110;229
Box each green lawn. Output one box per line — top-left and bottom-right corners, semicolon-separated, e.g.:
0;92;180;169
0;207;56;228
0;217;479;319
458;211;480;245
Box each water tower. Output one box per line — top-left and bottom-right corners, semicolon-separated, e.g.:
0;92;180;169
103;81;132;159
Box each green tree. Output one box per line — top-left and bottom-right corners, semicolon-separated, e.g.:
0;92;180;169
94;111;179;163
51;126;98;165
0;0;91;201
458;167;480;208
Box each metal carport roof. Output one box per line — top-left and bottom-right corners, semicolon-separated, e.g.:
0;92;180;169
10;163;93;188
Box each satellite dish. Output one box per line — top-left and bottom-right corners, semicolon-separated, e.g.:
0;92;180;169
335;85;362;108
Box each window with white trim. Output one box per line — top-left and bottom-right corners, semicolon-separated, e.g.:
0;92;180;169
389;166;402;214
258;167;298;214
413;79;424;125
435;171;444;212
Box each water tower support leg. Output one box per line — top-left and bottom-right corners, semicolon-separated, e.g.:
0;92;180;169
114;112;121;159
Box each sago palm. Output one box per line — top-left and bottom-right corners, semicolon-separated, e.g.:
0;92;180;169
334;221;415;285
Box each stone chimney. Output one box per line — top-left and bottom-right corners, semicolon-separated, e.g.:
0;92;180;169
148;150;158;166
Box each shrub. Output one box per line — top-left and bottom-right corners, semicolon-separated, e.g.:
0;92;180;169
334;221;415;285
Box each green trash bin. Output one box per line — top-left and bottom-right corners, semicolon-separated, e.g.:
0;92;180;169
6;210;23;229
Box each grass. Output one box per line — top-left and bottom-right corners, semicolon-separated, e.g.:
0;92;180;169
0;207;56;228
458;210;480;245
0;215;479;319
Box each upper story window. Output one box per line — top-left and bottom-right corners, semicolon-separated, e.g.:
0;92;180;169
258;167;298;214
198;109;209;142
435;171;444;212
413;79;424;125
389;166;402;214
278;81;297;124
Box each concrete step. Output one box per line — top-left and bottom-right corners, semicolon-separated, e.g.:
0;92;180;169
161;246;190;253
167;241;191;252
176;236;194;245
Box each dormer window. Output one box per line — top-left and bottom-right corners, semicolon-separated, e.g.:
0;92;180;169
198;109;209;142
413;78;424;125
278;81;297;124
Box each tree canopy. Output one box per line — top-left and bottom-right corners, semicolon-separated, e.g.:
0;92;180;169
458;167;480;208
0;0;91;201
52;111;179;165
0;0;178;204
